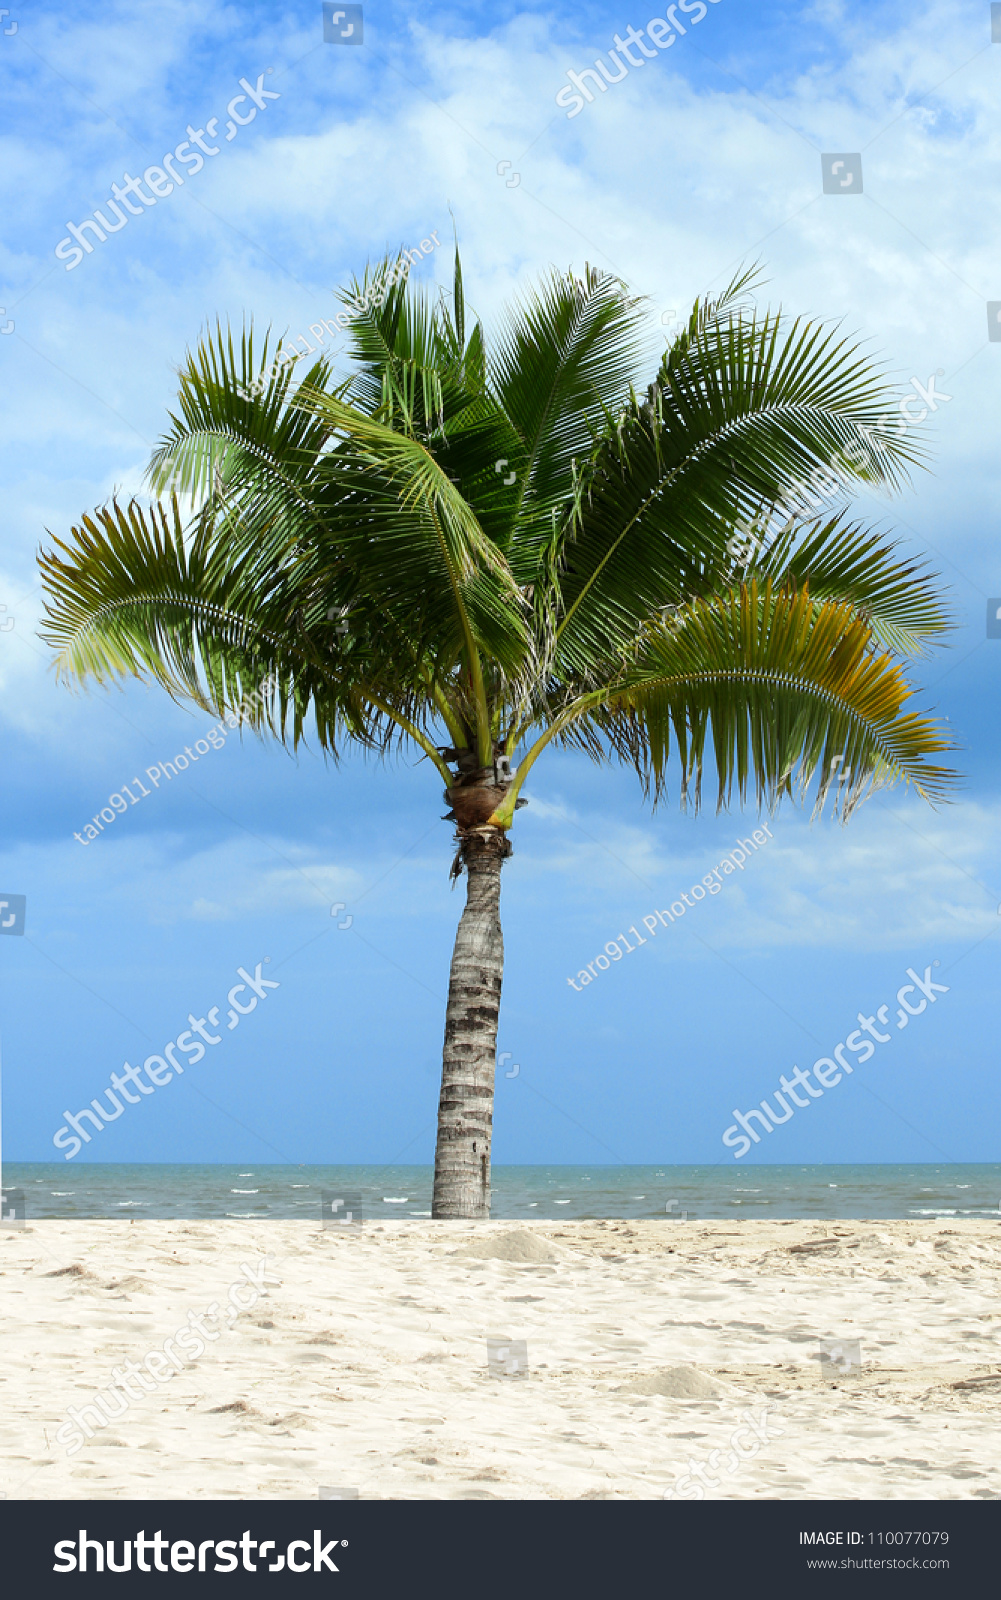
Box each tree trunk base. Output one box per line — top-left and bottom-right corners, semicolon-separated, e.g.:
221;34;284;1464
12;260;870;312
431;825;507;1220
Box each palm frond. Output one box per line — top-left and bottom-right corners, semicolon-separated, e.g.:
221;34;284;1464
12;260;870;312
609;580;957;814
754;513;952;657
39;497;276;715
552;300;926;676
40;253;959;824
489;264;649;556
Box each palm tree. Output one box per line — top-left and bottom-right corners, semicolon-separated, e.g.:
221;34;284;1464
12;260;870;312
39;254;956;1218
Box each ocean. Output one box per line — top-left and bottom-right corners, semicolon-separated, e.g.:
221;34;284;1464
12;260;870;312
3;1162;1000;1222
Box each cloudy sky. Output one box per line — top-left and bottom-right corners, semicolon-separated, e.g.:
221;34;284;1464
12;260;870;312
1;0;999;1170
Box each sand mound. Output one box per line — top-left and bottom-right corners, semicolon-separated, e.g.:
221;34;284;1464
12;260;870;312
453;1229;562;1264
267;1411;315;1430
617;1367;720;1399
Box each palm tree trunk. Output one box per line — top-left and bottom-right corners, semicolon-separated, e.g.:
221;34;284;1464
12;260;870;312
431;828;508;1219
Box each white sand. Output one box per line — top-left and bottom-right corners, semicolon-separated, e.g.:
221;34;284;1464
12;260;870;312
2;1218;1000;1500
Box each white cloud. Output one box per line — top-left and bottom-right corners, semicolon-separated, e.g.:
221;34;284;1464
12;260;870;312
520;784;1001;952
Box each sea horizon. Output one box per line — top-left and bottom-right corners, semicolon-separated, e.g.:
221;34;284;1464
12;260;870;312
4;1161;999;1222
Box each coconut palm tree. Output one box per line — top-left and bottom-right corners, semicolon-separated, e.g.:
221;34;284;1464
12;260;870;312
39;253;956;1218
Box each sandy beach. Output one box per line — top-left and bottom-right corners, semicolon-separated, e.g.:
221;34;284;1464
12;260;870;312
3;1217;999;1501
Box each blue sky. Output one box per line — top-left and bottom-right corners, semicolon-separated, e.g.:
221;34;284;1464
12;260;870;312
1;0;1000;1169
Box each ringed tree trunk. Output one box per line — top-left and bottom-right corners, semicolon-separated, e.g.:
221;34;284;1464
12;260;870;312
431;763;514;1220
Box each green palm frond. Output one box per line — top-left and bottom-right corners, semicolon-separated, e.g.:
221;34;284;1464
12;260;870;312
297;388;530;680
39;250;959;829
750;513;951;657
488;263;649;551
147;320;337;504
612;580;956;814
550;298;927;678
39;497;283;714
